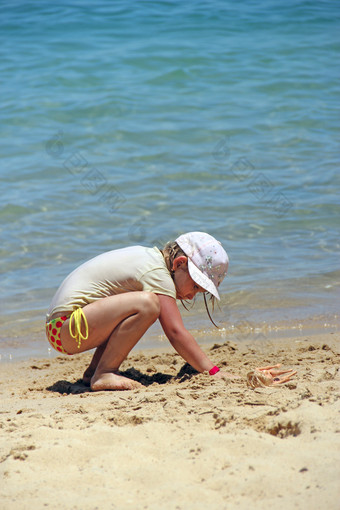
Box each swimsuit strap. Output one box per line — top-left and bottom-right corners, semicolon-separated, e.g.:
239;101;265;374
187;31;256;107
69;308;89;349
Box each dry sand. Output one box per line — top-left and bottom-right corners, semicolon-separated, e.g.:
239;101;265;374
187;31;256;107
0;331;339;510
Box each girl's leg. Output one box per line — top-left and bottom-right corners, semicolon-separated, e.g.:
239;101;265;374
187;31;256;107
60;291;160;390
82;341;108;385
90;309;156;391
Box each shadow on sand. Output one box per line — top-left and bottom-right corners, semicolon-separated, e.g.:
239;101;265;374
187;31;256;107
46;363;198;395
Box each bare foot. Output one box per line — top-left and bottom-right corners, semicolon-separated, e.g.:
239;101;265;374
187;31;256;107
90;371;142;391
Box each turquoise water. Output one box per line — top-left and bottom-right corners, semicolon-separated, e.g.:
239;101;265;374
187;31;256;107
1;1;339;359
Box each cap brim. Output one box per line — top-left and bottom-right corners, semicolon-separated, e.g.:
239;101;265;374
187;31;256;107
187;259;220;300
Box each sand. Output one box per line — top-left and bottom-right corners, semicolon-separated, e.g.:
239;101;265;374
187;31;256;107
0;331;339;510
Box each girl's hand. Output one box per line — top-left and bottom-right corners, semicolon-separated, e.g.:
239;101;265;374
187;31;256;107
213;370;241;380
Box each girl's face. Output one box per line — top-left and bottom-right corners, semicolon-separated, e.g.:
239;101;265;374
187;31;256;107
172;256;204;300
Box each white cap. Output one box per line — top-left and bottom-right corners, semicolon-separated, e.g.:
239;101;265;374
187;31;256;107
175;232;229;300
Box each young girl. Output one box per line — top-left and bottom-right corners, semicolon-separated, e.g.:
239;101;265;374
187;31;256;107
46;231;237;391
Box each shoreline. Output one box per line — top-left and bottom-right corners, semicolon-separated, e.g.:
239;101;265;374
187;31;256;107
1;330;339;509
0;311;339;363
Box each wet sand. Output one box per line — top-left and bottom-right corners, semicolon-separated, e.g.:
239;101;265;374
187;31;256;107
0;331;339;510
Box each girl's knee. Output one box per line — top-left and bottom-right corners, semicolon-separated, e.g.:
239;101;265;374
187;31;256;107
139;292;160;320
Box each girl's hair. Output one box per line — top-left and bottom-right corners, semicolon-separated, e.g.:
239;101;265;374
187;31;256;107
162;241;186;278
162;241;219;328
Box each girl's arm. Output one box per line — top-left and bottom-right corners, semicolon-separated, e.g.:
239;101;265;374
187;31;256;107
157;294;215;373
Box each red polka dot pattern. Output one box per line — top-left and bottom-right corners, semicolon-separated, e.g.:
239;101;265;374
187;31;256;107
45;316;71;355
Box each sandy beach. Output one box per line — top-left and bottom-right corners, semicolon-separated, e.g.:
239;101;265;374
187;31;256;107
0;330;339;510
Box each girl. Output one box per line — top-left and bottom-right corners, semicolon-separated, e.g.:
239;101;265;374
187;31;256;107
46;231;237;391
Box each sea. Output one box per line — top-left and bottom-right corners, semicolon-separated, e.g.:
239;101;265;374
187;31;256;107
1;0;339;361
